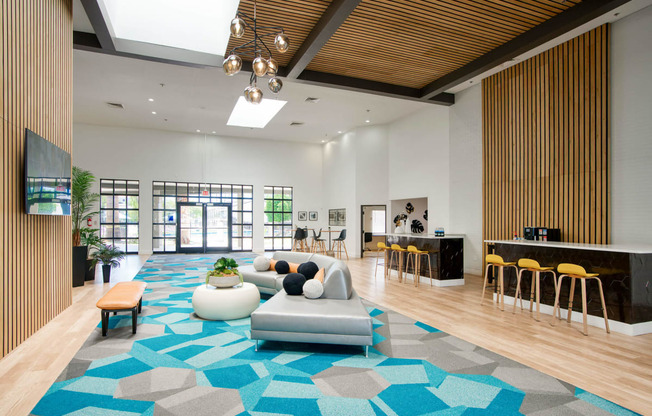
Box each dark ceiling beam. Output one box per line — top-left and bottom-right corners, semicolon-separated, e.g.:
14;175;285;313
420;0;631;99
80;0;115;51
296;70;455;106
73;32;453;105
285;0;362;79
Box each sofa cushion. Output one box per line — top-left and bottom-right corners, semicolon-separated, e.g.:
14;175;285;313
283;273;306;295
322;260;352;300
275;260;290;275
273;252;313;264
254;256;271;272
251;289;372;337
298;261;319;280
240;265;279;290
310;254;337;271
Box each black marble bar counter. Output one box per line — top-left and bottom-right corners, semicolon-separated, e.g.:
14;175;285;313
485;240;652;326
383;234;464;285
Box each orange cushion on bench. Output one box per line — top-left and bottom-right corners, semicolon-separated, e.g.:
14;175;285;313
96;281;147;310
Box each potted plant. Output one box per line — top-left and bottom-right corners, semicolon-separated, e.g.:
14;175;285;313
80;228;102;281
90;244;125;283
71;167;99;287
206;257;242;288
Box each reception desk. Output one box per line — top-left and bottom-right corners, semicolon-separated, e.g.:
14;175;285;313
383;234;464;286
486;240;652;335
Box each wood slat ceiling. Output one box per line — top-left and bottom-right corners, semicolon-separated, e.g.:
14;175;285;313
225;0;332;67
304;0;582;88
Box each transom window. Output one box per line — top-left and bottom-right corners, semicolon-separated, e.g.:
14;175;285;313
152;181;253;252
99;179;139;253
264;186;293;251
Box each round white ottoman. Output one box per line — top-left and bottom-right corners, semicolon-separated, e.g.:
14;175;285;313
192;282;260;320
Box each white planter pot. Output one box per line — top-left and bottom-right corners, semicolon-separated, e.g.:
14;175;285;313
207;274;241;288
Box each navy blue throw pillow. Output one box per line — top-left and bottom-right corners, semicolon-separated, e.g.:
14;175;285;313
283;273;306;295
275;260;290;275
297;261;319;280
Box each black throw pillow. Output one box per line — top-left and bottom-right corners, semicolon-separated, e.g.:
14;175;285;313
275;260;290;275
283;273;306;295
297;261;319;280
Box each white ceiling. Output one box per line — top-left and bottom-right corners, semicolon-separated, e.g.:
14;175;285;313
73;50;431;143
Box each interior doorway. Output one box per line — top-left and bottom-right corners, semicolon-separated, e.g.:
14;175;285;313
360;205;386;257
177;202;232;253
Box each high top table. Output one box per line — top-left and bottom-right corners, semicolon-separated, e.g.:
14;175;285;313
485;239;652;335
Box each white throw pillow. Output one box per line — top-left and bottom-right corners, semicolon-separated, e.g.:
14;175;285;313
253;256;271;272
303;279;324;299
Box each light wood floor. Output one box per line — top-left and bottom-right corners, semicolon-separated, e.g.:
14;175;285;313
0;254;650;416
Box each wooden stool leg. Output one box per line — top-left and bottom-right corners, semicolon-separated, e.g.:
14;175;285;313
568;277;576;323
529;271;536;313
481;263;492;305
550;271;561;320
414;255;420;287
499;266;505;311
580;278;588;336
551;275;565;326
596;278;610;333
513;268;524;314
535;271;541;321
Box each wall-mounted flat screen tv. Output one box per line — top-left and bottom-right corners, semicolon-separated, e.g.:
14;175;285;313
25;129;71;215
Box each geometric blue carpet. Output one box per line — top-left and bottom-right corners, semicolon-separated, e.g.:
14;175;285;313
31;254;640;415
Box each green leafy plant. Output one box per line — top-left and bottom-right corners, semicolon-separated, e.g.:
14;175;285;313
80;228;103;251
206;257;242;284
90;244;125;269
72;167;99;246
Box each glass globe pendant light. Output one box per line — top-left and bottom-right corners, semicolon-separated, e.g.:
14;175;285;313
266;58;278;76
230;17;245;38
222;54;242;76
248;85;263;104
252;56;268;77
268;78;283;94
275;33;289;53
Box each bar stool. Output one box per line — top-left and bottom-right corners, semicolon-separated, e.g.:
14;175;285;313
311;229;326;254
375;242;390;279
513;259;558;321
331;229;349;260
481;254;517;311
292;228;309;252
405;245;433;287
388;244;407;282
552;263;610;336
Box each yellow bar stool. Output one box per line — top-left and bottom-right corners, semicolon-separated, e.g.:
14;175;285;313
481;254;517;311
405;245;433;287
388;244;407;282
513;259;558;321
552;263;610;336
375;242;390;280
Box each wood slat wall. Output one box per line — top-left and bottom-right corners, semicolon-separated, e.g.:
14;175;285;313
1;0;73;357
482;25;609;257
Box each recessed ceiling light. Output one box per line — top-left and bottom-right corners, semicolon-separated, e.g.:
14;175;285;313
212;131;216;134
148;98;154;102
227;97;287;128
151;111;157;114
103;0;239;55
321;140;325;143
337;130;342;134
365;120;370;123
196;129;200;132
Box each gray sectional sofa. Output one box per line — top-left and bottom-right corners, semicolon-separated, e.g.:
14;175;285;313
239;252;373;355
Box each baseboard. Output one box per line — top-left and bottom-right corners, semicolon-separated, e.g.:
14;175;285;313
399;275;465;287
492;294;652;336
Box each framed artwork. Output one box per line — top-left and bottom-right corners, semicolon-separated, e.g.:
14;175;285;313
329;208;346;226
309;211;318;221
298;211;307;221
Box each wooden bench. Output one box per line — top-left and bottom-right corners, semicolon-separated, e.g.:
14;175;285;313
96;281;147;336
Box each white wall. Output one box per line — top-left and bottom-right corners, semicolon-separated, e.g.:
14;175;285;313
388;106;450;232
449;85;483;275
610;5;652;244
73;123;324;254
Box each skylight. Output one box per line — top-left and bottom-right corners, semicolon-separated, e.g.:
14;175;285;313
101;0;239;56
227;97;287;129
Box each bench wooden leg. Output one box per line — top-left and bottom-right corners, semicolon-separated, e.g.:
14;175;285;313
132;308;137;334
101;310;109;336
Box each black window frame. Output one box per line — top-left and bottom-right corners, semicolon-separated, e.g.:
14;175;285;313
99;178;140;254
152;181;253;253
264;186;293;251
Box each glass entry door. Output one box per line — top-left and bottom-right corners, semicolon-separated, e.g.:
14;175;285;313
177;203;231;253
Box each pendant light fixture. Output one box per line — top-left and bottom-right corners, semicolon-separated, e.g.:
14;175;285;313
223;0;289;104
